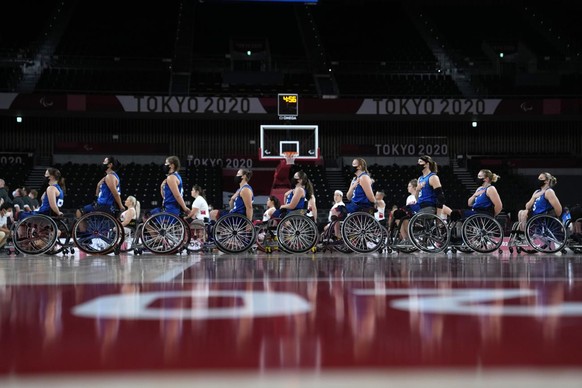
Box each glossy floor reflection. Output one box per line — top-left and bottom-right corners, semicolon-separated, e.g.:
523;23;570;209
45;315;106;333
2;250;582;387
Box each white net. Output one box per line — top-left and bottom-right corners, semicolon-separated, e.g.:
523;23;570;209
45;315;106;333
282;152;298;165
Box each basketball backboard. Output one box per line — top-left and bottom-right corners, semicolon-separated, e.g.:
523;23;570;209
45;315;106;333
259;125;319;160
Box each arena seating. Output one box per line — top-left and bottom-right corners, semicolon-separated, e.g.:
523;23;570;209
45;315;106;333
290;164;329;211
3;1;581;97
0;163;31;198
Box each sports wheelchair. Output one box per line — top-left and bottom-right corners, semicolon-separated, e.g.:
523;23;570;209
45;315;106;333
185;213;256;254
320;207;384;254
407;211;505;254
255;211;319;254
72;211;125;255
11;214;70;255
508;214;567;254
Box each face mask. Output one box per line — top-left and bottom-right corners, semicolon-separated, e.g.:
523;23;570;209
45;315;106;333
538;180;546;188
418;164;426;173
43;176;50;185
234;175;243;184
163;165;171;174
349;166;358;174
290;178;298;186
102;163;110;172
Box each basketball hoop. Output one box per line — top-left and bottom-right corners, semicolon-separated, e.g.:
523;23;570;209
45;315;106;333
282;151;298;165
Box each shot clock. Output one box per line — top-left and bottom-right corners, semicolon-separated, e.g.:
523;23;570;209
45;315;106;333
278;93;298;120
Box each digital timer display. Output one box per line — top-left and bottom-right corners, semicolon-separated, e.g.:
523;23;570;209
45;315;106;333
278;93;298;116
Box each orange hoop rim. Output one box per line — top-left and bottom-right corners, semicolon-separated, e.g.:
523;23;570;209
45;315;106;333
282;151;298;164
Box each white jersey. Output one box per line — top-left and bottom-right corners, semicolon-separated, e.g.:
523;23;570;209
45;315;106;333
374;205;386;222
406;194;417;206
192;196;209;220
328;201;345;222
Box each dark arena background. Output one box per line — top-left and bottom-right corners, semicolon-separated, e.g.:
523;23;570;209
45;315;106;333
2;0;582;387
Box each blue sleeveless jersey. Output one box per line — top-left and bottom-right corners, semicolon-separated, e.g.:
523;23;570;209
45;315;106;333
39;184;64;214
408;203;421;214
472;186;493;210
285;188;306;210
532;189;554;215
231;184;254;215
351;173;373;206
97;172;120;206
418;172;436;206
163;172;183;209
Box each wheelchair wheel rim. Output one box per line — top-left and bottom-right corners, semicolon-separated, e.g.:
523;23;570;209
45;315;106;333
141;213;186;254
14;215;58;255
73;212;121;255
462;214;504;253
341;212;383;253
408;213;449;253
526;215;566;253
213;214;256;253
277;214;318;253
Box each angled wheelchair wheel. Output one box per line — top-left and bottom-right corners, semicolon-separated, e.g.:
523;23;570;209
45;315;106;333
461;214;504;253
213;213;256;253
276;214;318;253
46;217;72;255
389;220;417;253
525;214;566;253
255;219;281;253
408;213;449;253
73;211;123;255
141;212;189;255
341;212;383;253
13;214;59;255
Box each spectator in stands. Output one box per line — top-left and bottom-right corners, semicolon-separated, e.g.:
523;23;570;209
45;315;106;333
465;169;503;217
416;155;446;217
17;168;65;220
210;168;254;221
0;179;11;207
149;156;190;217
77;156;125;217
273;170;313;218
12;188;27;214
0;203;11;249
20;187;33;211
28;189;40;211
374;190;386;227
517;172;562;231
345;158;376;214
